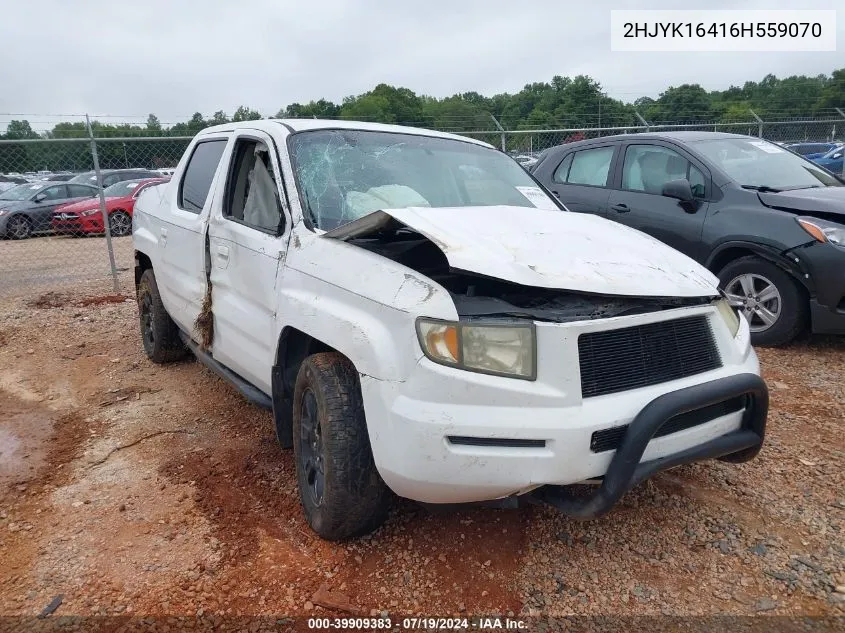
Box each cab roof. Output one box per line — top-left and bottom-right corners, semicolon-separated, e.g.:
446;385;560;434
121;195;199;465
196;119;493;148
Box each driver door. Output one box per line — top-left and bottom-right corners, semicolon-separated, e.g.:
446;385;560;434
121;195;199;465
30;185;71;231
206;130;291;394
606;142;711;262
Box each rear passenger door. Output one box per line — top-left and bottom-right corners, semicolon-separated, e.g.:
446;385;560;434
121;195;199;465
606;142;710;261
206;130;290;393
541;144;618;217
156;135;230;333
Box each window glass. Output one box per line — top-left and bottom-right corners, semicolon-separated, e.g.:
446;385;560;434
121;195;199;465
225;139;283;233
104;180;142;197
693;138;841;188
689;164;706;198
68;184;96;198
623;145;691;194
567;147;614;186
40;185;67;201
289;130;550;231
552;154;573;183
179;140;227;213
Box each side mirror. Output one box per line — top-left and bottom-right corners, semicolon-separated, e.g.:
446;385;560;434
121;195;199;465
833;152;843;159
33;193;46;203
662;179;694;203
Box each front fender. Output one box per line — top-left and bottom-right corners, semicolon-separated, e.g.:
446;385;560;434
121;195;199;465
706;239;814;294
278;236;459;381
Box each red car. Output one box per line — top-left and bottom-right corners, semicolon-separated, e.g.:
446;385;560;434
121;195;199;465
52;178;169;237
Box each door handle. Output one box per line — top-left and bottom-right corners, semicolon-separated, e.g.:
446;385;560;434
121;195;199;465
611;203;630;213
213;244;230;269
159;227;168;245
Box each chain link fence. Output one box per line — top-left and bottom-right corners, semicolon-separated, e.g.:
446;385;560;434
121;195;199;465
0;131;189;299
465;117;845;161
1;114;843;299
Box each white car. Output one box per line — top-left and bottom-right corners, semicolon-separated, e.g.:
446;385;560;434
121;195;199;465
514;154;539;169
133;120;768;540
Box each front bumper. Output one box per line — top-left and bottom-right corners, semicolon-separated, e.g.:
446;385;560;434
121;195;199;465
362;305;763;508
796;242;845;334
52;215;103;235
535;372;767;519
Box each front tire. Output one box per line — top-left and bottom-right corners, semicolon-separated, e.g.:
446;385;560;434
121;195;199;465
292;353;392;541
7;215;32;240
137;269;187;363
109;210;132;237
718;256;807;346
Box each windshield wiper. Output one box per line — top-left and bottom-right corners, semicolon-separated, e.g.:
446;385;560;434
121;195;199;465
741;185;783;193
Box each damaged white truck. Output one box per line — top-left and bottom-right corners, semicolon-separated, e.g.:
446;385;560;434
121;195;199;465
133;120;769;541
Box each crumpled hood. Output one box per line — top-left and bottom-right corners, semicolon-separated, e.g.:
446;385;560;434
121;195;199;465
324;205;719;297
758;186;845;217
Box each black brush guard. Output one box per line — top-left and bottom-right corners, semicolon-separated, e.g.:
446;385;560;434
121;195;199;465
534;373;768;520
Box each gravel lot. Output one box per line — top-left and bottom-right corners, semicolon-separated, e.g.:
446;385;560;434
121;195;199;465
0;245;843;626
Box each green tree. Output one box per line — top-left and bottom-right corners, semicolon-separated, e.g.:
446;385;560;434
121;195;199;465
277;99;341;119
645;84;714;123
210;110;230;125
146;114;162;133
813;68;845;112
232;106;262;122
340;84;424;125
5;120;40;140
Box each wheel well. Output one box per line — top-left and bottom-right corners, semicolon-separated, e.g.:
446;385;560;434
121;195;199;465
134;251;152;289
708;246;812;297
274;327;338;400
707;247;756;275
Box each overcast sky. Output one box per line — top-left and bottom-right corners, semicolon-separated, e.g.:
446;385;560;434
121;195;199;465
0;0;841;129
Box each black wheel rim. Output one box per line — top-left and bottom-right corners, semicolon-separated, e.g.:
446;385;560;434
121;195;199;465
9;216;29;239
140;293;154;350
110;212;131;236
299;388;325;506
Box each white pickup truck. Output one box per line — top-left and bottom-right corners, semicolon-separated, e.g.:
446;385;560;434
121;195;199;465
133;120;769;540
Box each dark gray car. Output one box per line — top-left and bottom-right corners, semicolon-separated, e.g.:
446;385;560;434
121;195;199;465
0;182;99;239
531;132;845;346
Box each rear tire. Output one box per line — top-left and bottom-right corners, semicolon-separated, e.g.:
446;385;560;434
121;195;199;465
137;269;187;363
7;215;32;240
292;352;392;541
718;256;807;347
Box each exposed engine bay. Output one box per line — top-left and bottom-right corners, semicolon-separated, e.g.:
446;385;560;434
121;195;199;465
346;225;713;323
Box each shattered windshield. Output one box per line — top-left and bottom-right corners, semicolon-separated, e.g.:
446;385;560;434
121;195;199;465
288;129;557;230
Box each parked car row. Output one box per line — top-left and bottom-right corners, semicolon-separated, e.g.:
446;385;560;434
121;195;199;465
529;132;845;346
0;176;169;239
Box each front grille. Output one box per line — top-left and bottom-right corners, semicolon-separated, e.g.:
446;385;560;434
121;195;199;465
578;315;721;398
447;436;546;448
590;396;747;453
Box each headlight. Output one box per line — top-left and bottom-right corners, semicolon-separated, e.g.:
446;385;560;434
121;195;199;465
714;298;741;337
797;217;845;248
80;209;100;216
416;318;536;380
